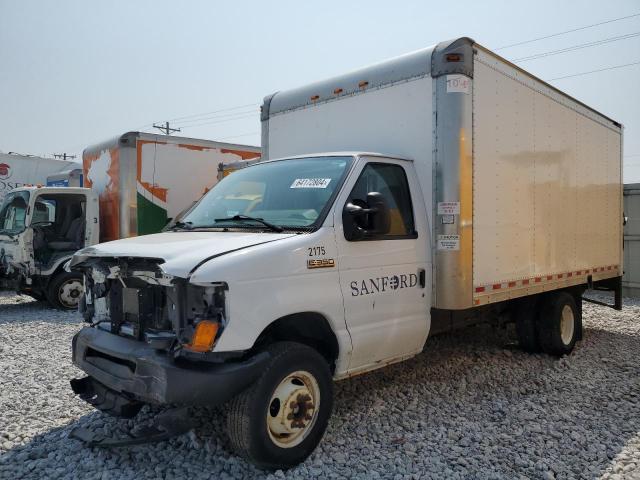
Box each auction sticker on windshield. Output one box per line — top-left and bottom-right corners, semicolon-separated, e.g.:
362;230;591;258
290;178;331;188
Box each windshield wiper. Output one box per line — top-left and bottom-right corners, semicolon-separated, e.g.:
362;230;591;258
213;215;284;233
169;221;193;231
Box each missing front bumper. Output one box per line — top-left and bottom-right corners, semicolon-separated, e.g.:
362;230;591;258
71;327;269;409
69;407;196;448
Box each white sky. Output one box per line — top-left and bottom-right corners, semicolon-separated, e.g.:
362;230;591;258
1;0;639;182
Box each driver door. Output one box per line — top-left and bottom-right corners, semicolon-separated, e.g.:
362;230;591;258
334;157;430;372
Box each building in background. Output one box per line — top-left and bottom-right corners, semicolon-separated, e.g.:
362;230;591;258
623;183;640;297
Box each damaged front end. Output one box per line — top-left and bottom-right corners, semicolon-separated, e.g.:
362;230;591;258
69;255;268;421
0;244;30;292
76;256;227;356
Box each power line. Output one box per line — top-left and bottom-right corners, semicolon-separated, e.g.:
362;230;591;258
135;103;259;130
218;131;259;141
153;122;181;135
179;112;257;130
496;12;640;50
165;102;258;123
514;31;640;62
547;60;640;80
173;108;259;128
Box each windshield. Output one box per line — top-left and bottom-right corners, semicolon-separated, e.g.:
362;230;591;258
182;156;352;229
0;191;30;235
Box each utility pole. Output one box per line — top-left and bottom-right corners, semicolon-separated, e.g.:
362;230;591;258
53;153;77;161
153;121;181;135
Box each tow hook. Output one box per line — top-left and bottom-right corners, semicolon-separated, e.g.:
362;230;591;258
69;407;196;448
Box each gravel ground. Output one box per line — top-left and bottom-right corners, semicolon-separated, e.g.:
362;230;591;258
0;291;639;479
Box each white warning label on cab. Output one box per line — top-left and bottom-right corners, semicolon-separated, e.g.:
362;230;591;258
437;234;460;251
290;178;331;188
437;201;460;215
446;75;471;94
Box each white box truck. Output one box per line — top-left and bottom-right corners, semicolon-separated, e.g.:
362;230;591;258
0;152;78;202
67;38;623;469
0;133;259;309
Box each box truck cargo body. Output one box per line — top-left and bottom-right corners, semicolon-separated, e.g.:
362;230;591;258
262;38;623;312
68;38;623;469
83;132;261;242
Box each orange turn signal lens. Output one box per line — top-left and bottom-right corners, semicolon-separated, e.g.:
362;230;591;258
185;320;219;352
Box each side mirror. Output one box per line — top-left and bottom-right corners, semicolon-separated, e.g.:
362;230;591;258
342;192;391;241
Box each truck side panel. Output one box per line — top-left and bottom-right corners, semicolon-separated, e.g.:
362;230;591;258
84;133;260;242
472;48;623;305
135;140;260;235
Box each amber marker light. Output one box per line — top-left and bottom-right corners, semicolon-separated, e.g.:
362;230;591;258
185;320;219;352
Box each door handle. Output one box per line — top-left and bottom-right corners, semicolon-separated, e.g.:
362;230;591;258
418;268;426;288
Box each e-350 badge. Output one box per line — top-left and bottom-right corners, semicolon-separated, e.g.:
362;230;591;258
307;258;335;269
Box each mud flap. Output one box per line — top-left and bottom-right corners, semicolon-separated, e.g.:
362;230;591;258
71;376;142;418
69;407;196;448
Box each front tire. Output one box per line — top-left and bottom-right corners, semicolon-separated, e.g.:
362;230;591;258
227;342;333;470
47;271;84;310
537;292;581;356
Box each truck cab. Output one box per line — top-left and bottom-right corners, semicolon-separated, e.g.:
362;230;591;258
0;186;98;308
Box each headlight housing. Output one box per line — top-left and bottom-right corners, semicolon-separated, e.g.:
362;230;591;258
179;282;228;353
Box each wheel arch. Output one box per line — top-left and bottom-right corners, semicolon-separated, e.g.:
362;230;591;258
252;312;340;373
39;255;75;287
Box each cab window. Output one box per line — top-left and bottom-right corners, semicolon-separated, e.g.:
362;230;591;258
347;163;416;238
0;191;29;234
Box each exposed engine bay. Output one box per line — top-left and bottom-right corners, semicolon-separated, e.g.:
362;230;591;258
73;256;228;360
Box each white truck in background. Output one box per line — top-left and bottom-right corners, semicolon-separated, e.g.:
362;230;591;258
0;152;78;202
68;38;623;469
47;168;84;187
0;134;259;308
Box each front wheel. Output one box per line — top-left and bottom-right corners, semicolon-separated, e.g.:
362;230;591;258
227;342;333;470
47;271;84;310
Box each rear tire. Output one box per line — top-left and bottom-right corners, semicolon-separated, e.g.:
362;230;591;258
536;292;580;356
514;297;541;353
227;342;333;470
47;271;84;310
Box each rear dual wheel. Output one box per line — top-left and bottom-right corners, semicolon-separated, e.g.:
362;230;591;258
227;342;333;470
537;292;580;356
515;291;581;356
